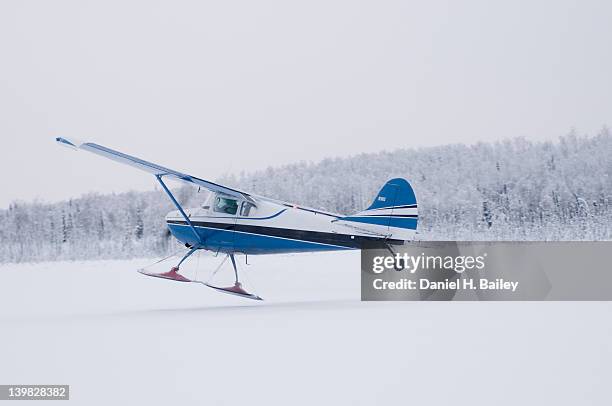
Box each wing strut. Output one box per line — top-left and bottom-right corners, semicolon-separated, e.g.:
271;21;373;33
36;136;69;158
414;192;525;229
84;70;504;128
155;175;202;245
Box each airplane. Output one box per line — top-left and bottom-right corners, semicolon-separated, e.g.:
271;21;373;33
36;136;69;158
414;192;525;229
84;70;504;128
56;137;418;300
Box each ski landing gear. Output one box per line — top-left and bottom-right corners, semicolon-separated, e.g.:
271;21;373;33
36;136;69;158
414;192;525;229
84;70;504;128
204;253;262;301
138;250;262;301
138;246;198;282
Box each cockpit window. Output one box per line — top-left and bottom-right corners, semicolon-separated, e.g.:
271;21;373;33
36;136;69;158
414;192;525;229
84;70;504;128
213;197;238;215
240;202;257;216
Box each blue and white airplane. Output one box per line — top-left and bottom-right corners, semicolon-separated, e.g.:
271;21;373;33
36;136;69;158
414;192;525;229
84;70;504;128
56;137;418;300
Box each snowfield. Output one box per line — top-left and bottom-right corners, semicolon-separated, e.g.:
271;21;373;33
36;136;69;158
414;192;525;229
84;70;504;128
1;251;611;405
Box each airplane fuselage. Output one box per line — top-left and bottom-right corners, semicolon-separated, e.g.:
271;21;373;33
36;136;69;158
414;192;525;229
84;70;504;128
166;193;402;255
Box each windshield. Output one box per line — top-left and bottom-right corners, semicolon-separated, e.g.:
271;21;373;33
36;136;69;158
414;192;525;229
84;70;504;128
213;196;238;215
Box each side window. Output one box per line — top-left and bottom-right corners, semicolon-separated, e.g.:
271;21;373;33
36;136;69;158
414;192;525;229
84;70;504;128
240;202;257;217
213;197;238;215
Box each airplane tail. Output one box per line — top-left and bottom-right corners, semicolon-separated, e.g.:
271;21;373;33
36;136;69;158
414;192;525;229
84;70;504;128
338;178;418;241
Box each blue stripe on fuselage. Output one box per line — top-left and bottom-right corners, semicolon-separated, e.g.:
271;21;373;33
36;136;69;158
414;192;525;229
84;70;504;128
200;209;287;221
341;216;418;229
167;223;353;254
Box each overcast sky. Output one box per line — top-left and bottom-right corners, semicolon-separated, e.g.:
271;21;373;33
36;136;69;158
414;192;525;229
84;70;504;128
1;0;611;208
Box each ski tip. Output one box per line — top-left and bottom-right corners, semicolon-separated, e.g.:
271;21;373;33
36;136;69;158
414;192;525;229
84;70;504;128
138;268;193;283
204;283;264;301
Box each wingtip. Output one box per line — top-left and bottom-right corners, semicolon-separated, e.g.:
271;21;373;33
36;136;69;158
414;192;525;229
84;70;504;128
55;137;79;150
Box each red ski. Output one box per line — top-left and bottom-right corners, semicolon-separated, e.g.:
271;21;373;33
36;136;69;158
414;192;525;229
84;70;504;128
203;282;263;301
138;267;192;283
139;265;263;300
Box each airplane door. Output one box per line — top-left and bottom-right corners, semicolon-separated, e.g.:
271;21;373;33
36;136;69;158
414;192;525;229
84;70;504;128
233;200;256;253
231;201;239;253
210;195;239;252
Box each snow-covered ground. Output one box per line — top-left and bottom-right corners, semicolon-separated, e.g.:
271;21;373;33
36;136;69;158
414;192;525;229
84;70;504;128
1;250;611;405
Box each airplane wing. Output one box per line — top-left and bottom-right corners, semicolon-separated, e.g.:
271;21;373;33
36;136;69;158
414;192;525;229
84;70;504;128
55;137;253;202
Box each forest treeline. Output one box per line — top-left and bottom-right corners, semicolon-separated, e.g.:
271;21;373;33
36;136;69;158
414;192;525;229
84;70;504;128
1;130;610;263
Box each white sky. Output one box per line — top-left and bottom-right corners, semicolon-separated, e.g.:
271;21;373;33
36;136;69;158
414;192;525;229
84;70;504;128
1;0;611;208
